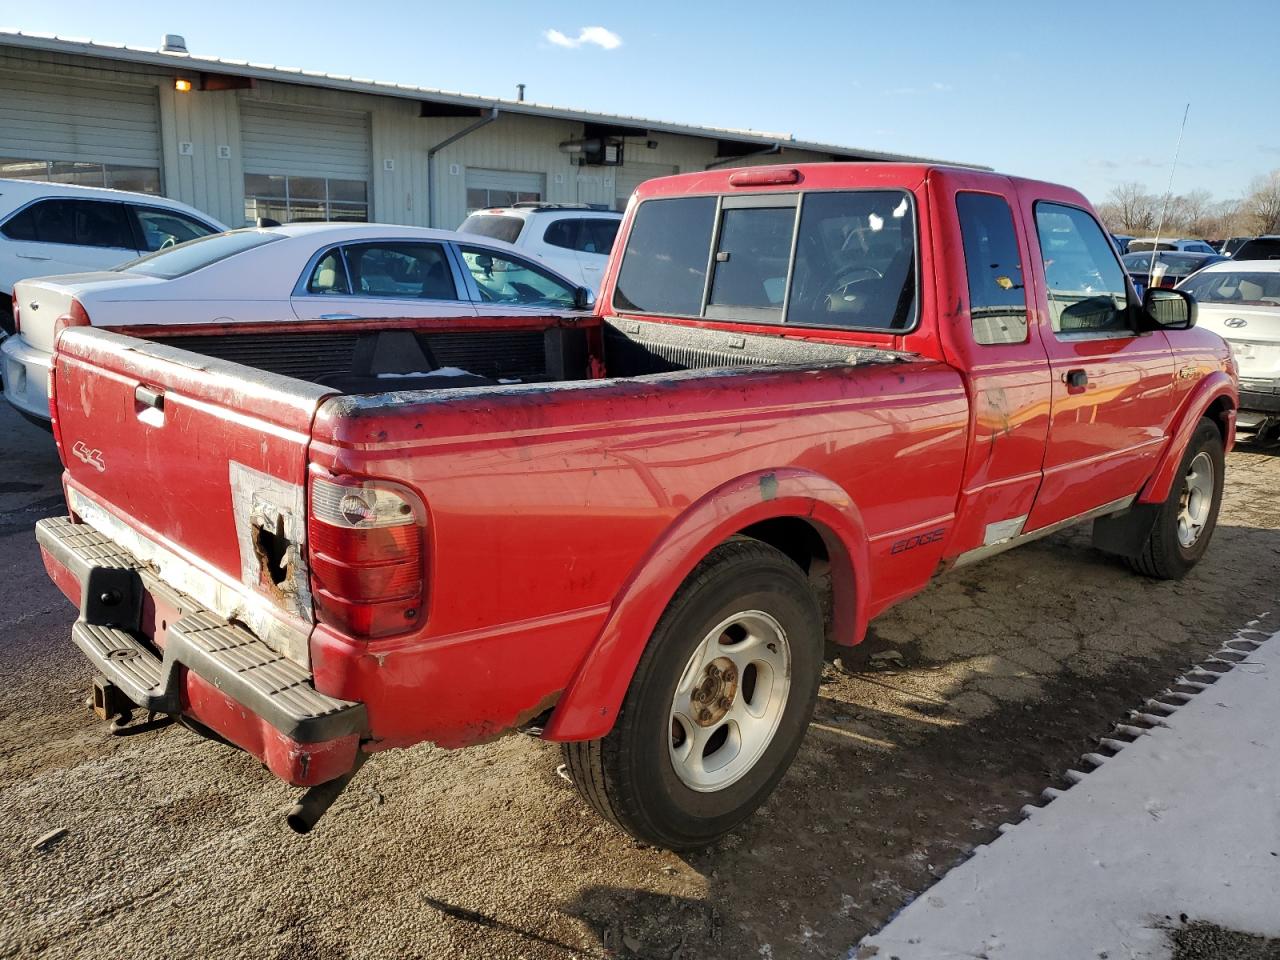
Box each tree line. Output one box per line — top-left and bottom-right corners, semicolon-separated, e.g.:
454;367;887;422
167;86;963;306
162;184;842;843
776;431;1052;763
1096;169;1280;239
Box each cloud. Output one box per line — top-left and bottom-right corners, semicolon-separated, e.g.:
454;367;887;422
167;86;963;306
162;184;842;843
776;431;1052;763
544;26;622;50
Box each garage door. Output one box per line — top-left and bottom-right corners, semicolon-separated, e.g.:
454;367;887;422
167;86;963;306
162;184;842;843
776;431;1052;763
613;162;678;211
240;102;371;222
0;71;161;192
465;169;545;212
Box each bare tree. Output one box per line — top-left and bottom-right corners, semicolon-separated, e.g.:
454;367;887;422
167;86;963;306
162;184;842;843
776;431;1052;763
1243;170;1280;234
1104;181;1159;233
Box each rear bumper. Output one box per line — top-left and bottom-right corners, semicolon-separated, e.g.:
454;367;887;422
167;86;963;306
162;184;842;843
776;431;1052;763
1;334;52;421
1238;380;1280;416
36;516;367;785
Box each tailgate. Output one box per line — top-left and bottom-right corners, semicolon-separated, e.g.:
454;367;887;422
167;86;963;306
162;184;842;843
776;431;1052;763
52;327;336;664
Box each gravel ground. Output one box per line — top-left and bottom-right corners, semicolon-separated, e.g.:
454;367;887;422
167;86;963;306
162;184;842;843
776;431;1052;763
1;402;1277;960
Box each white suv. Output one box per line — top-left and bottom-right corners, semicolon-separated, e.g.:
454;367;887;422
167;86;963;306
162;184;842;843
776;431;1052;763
458;203;622;293
0;178;225;335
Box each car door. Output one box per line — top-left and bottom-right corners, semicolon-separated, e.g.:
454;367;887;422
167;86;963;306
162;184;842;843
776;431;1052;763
290;240;478;321
534;218;588;286
1;198;139;280
1018;195;1176;531
455;243;583;317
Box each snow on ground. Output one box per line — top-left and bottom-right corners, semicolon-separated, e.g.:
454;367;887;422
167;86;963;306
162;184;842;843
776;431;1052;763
856;621;1280;960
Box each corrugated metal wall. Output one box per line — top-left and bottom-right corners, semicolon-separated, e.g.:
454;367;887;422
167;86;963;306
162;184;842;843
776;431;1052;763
0;45;837;231
241;101;371;179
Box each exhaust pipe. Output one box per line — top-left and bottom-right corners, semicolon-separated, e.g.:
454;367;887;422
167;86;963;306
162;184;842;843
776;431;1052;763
286;753;368;835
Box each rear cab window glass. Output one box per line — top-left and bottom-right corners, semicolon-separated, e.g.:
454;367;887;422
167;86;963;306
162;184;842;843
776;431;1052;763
787;191;916;330
118;230;283;279
345;242;457;300
614;197;717;316
706;199;796;323
957;192;1027;345
1034;202;1131;336
458;214;525;245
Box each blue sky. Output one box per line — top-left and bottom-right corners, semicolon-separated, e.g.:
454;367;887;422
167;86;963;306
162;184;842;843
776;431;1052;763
7;0;1278;205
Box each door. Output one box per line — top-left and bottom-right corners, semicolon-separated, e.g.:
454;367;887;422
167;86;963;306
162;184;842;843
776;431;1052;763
931;173;1053;558
1;198;139;281
1019;197;1175;530
291;241;477;321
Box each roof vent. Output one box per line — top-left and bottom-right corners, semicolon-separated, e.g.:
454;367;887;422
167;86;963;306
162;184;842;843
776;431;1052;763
161;34;188;54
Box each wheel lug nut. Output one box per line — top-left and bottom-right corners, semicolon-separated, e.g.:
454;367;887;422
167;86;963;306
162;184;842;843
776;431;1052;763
699;709;712;722
719;697;733;710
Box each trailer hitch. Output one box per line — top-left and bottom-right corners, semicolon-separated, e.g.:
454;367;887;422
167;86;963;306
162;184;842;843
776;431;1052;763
285;751;369;835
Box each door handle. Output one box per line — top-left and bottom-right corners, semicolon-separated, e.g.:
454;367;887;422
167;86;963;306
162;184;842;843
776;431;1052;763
1064;369;1088;389
320;313;360;320
135;385;164;410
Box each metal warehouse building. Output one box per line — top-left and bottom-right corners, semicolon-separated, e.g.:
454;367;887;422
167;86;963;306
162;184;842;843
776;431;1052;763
0;30;952;230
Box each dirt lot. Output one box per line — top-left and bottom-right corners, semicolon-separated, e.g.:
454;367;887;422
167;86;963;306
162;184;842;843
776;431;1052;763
1;402;1277;960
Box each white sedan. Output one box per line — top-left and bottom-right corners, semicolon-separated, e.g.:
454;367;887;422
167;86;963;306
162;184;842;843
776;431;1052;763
3;223;593;423
1178;259;1280;438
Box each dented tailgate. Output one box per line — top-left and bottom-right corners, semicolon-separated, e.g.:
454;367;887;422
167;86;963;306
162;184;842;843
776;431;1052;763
52;327;336;664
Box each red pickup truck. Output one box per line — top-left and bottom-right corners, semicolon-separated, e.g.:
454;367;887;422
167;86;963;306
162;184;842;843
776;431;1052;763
36;163;1236;849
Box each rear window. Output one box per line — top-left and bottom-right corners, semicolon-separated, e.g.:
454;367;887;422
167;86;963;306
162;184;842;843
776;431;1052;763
1179;270;1280;305
458;214;524;245
614;190;916;331
1126;240;1176;253
117;230;282;279
1121;252;1208;275
1234;237;1280;261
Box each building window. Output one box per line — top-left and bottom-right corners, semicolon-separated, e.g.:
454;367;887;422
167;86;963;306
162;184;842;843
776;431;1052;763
244;174;368;225
465;187;542;213
0;158;161;195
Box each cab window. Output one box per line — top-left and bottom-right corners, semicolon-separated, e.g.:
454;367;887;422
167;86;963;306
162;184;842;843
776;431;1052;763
957;192;1027;345
1035;203;1131;335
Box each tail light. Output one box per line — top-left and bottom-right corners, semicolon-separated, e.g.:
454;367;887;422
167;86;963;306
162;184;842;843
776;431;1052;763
53;298;91;341
1159;275;1178;289
308;473;427;640
10;293;18;334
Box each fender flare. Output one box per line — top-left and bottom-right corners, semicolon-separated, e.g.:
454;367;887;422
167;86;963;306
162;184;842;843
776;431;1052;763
542;468;870;742
1138;371;1237;505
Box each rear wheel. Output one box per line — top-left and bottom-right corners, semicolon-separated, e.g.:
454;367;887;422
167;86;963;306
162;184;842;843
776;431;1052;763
1127;418;1225;579
562;539;823;850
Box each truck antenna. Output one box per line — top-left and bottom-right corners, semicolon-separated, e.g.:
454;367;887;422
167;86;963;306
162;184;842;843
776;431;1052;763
1147;103;1191;282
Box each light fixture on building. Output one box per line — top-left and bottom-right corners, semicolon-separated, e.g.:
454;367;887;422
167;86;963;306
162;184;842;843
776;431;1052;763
174;78;193;93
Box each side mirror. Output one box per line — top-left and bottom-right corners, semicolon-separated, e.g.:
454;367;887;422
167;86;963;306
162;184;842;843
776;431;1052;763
1143;287;1196;330
573;286;596;311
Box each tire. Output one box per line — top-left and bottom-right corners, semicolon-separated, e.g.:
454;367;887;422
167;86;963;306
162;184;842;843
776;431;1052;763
1127;417;1225;579
562;538;823;850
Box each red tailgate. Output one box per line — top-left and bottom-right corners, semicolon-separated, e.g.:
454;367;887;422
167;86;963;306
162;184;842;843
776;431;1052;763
52;328;336;660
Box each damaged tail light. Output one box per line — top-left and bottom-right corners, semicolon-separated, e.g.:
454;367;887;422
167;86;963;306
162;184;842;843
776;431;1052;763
308;474;427;640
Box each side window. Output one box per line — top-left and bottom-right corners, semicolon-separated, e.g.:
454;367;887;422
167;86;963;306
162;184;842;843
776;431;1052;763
344;242;457;300
305;248;350;295
460;244;576;308
132;206;218;252
614;197;717;316
543;219;579;250
787;190;917;330
1034;203;1131;335
1;198;131;248
581;218;620;255
460;246;576;308
957;192;1028;345
706;201;796;322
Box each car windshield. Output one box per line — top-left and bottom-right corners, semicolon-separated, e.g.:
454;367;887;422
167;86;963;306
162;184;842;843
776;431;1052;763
457;214;524;245
117;230;283;279
1178;270;1280;305
1122;252;1208;275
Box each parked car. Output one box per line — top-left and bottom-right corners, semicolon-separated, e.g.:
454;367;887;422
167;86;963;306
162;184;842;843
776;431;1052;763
1179;260;1280;437
1127;237;1219;254
1111;233;1135;254
1232;236;1280;261
0;178;224;336
458;202;622;292
34;163;1234;850
1220;236;1252;256
3;223;590;425
1122;250;1226;292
